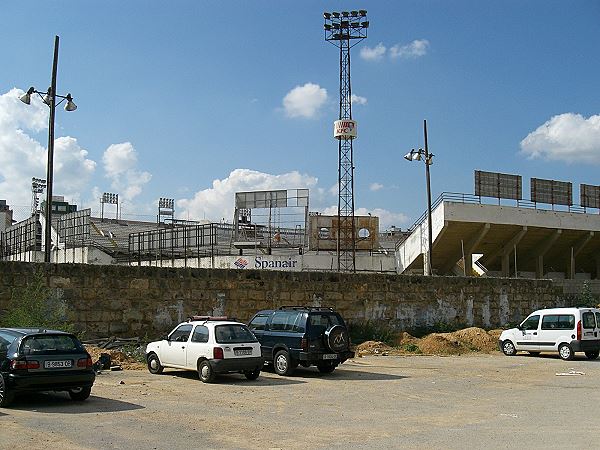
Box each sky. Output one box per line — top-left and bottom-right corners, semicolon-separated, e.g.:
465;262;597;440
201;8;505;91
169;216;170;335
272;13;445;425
1;1;599;229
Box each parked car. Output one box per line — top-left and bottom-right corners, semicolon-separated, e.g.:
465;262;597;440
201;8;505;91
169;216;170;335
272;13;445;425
248;306;354;375
499;307;600;360
0;328;95;407
145;316;263;383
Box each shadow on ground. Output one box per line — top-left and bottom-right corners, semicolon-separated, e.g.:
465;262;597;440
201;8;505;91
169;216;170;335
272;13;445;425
6;392;144;414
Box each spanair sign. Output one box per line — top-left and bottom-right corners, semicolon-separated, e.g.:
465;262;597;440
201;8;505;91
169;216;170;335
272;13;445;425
231;256;300;271
333;120;357;140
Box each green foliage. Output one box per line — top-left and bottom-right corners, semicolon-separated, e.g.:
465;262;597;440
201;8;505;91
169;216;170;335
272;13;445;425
348;320;397;346
401;342;421;353
1;270;74;333
578;282;598;308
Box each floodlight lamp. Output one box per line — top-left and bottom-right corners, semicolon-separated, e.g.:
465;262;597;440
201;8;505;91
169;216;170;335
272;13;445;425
20;87;35;105
342;11;349;17
42;88;52;106
332;12;340;18
332;23;340;29
351;10;358;17
64;94;77;111
341;20;349;28
324;24;332;30
403;151;414;161
323;12;331;19
351;21;360;28
361;21;370;28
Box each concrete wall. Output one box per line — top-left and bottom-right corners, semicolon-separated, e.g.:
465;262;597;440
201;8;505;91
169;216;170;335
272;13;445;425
0;261;594;339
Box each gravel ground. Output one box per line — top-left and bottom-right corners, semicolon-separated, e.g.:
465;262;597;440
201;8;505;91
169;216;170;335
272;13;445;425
1;353;599;449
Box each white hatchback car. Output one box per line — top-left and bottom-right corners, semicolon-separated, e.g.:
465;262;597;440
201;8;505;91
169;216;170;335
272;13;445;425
499;307;600;360
146;316;263;382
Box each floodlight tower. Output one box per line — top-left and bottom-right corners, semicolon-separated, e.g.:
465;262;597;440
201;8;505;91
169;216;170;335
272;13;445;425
324;10;369;272
31;177;47;215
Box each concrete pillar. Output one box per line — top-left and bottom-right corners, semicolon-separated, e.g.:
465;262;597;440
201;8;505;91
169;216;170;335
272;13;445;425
501;253;510;277
536;255;544;279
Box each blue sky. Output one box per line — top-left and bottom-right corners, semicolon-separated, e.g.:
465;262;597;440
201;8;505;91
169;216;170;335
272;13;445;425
1;1;599;227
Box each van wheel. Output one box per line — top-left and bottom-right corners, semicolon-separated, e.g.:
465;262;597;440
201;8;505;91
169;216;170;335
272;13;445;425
501;340;517;356
558;343;574;361
585;351;599;360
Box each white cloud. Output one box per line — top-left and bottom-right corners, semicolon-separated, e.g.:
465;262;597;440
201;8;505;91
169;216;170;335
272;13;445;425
321;206;409;229
351;94;368;106
282;83;328;119
102;142;151;201
178;169;319;222
390;39;430;59
370;182;384;191
520;113;600;164
0;88;95;209
360;43;386;61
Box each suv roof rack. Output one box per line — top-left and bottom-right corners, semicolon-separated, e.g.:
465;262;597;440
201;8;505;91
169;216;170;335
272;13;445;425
277;306;335;311
187;315;232;322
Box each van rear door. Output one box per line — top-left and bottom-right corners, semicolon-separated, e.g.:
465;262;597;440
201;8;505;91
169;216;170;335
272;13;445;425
581;310;597;340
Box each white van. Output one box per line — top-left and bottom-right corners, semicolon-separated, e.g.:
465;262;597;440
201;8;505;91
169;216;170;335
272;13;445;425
499;307;600;360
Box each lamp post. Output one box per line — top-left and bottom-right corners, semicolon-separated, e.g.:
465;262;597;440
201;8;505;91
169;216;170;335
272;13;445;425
404;119;434;276
20;35;77;263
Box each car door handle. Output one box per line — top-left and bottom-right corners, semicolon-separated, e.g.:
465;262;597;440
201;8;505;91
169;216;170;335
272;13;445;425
181;346;185;349
533;332;537;335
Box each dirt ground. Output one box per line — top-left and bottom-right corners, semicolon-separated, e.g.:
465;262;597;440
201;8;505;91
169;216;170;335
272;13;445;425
2;353;599;449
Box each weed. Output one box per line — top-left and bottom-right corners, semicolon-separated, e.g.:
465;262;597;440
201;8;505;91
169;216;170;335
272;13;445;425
348;320;397;346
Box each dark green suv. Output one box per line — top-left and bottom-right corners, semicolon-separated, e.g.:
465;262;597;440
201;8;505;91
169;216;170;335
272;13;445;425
248;306;354;375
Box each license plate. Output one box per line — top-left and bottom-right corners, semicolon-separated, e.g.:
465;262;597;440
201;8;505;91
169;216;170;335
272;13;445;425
44;360;72;369
322;354;338;360
234;349;253;356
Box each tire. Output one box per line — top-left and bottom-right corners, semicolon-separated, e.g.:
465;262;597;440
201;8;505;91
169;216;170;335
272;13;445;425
325;325;350;353
501;340;517;356
147;353;164;374
528;351;540;356
317;362;336;374
198;360;216;383
68;386;91;401
0;374;14;407
244;369;260;380
585;350;599;360
559;343;574;361
274;350;295;376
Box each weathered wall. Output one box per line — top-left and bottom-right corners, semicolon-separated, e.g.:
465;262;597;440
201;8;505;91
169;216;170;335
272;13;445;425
0;261;590;339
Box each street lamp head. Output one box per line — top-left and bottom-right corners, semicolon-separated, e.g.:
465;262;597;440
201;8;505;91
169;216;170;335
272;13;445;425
19;87;35;105
42;87;52;106
404;149;422;161
64;93;77;111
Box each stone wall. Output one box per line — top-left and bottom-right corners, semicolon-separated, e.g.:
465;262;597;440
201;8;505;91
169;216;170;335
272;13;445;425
0;261;591;339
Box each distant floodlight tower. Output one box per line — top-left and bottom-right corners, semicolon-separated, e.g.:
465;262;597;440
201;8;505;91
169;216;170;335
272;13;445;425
324;9;369;272
158;197;175;224
101;192;119;221
31;177;46;215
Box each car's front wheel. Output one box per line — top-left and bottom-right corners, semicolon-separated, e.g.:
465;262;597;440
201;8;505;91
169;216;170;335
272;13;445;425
274;350;295;376
68;386;91;401
0;374;15;407
198;360;216;383
147;353;164;374
501;340;517;356
559;343;574;361
244;369;260;380
585;350;599;360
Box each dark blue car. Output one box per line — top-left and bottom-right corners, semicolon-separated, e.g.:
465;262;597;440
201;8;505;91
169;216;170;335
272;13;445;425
0;328;95;407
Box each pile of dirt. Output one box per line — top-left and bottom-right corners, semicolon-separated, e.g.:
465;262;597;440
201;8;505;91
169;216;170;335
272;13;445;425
355;327;501;357
85;345;146;370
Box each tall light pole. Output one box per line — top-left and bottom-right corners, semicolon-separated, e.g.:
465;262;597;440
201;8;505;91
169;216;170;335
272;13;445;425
404;119;434;276
20;35;77;263
324;10;369;272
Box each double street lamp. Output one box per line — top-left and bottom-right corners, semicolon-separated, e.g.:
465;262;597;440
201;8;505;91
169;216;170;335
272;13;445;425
19;35;77;263
404;119;434;276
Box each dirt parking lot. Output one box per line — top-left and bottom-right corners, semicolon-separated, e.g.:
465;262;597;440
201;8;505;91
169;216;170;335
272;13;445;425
1;353;599;449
